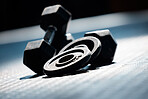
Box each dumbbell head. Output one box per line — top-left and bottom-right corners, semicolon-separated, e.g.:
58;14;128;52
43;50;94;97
43;46;91;76
23;39;56;74
85;29;117;65
23;26;57;74
40;4;71;35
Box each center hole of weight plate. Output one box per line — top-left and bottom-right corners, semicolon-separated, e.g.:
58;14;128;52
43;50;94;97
56;54;76;67
59;54;74;63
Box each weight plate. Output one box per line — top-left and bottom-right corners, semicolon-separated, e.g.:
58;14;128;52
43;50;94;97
59;36;102;63
43;46;91;76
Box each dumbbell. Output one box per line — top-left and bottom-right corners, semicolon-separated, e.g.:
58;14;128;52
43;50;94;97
23;5;73;74
43;30;117;76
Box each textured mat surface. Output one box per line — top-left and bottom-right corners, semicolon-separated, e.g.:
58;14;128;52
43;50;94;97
1;14;148;99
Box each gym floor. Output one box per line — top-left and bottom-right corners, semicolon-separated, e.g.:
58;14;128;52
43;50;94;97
0;10;148;99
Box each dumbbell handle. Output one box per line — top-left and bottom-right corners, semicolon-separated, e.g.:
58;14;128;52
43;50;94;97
44;25;57;44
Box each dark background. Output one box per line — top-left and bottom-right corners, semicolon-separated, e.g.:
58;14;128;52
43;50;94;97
0;0;147;31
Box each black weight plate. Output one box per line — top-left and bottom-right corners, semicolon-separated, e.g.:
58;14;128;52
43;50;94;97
43;46;91;76
59;36;101;63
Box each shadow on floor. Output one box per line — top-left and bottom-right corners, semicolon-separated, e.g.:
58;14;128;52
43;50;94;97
20;62;115;80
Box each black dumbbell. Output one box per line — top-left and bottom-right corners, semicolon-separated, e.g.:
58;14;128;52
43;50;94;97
23;5;73;74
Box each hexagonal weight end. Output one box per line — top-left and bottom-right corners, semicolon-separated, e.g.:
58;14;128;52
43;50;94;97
23;40;56;74
85;30;117;65
40;5;71;35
